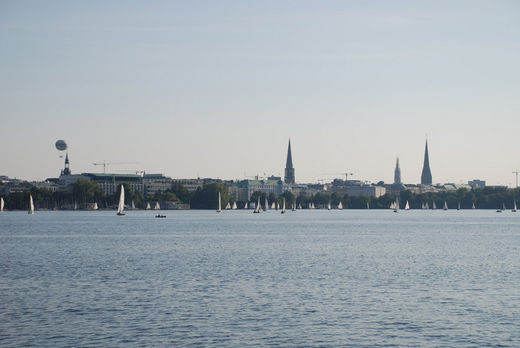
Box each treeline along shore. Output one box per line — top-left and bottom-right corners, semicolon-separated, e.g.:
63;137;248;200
1;179;519;211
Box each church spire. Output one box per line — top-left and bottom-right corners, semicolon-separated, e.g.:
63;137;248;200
421;140;432;185
284;139;295;184
394;157;401;185
62;152;71;176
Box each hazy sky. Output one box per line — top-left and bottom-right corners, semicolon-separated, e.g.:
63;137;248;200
1;1;519;185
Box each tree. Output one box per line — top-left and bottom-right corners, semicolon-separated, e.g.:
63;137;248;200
190;182;229;209
72;179;103;203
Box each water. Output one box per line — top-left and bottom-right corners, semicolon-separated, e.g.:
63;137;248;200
1;210;519;347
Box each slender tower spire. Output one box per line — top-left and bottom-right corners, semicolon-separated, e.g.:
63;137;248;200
62;152;71;176
421;140;432;185
284;139;295;184
394;157;401;185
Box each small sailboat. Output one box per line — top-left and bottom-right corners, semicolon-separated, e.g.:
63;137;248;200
311;202;315;209
0;197;4;212
443;201;448;211
276;202;280;210
93;202;98;210
425;201;429;209
74;201;78;210
217;192;222;212
457;202;460;211
292;202;296;211
225;202;231;210
146;202;151;210
244;202;248;209
232;202;237;210
253;197;261;213
298;203;302;209
327;201;331;210
117;185;125;216
367;202;370;209
264;197;269;211
338;201;343;210
154;202;161;210
271;202;276;210
393;198;399;212
472;202;476;209
405;200;410;210
512;200;517;212
28;194;34;215
432;201;437;210
131;200;136;209
281;198;286;214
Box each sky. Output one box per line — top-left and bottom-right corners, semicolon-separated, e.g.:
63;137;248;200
1;0;519;186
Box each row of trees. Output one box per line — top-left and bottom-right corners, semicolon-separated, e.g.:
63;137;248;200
1;180;519;210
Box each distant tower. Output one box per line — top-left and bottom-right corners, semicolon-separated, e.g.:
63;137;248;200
62;152;71;176
284;139;295;184
421;140;432;185
394;157;401;185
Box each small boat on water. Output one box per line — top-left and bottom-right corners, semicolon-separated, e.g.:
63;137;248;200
457;202;460;211
253;197;261;214
512;200;517;213
264;197;269;211
146;202;151;210
0;197;4;212
154;202;161;210
292;202;296;211
155;214;166;218
281;198;286;214
327;201;331;211
338;201;343;210
367;202;370;209
432;201;437;210
93;202;98;210
393;198;399;213
244;202;248;209
271;202;276;210
217;192;222;213
117;185;125;216
225;202;231;210
472;202;476;209
405;200;410;210
28;194;34;215
232;202;237;210
443;201;448;211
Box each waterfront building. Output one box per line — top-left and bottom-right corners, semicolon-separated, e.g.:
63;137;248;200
143;174;173;197
172;178;204;192
421;139;433;185
284;139;295;184
394;157;401;185
82;173;144;196
468;179;486;189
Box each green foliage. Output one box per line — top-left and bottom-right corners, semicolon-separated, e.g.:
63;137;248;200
72;179;103;203
190;182;229;209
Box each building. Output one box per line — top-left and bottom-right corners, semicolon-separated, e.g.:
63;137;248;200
421;139;432;185
82;173;144;196
172;178;204;192
394;157;401;185
284;139;295;184
346;185;386;198
143;174;173;197
468;179;486;189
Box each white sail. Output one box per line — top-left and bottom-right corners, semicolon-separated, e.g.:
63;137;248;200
264;197;268;211
225;202;231;210
405;200;410;210
457;202;460;210
432;201;436;210
117;185;125;215
0;197;4;212
292;202;296;211
298;203;302;209
74;201;78;210
443;201;448;210
503;202;506;210
338;201;343;210
217;192;221;212
513;200;517;212
281;198;286;214
311;202;315;209
131;200;135;209
390;202;395;210
328;201;331;210
254;197;261;213
271;202;276;209
244;202;248;209
28;194;34;215
93;202;98;210
154;202;161;210
394;198;399;211
421;202;425;209
276;202;280;210
367;202;370;209
472;202;475;209
146;202;151;210
232;202;237;210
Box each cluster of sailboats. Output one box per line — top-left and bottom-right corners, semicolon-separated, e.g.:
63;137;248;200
389;199;517;213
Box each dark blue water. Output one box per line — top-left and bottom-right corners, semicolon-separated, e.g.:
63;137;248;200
1;210;519;347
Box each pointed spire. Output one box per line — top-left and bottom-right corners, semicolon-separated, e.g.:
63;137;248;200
284;139;295;184
394;157;401;185
62;152;71;175
421;139;432;185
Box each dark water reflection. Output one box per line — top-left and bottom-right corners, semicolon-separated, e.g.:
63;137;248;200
1;210;519;347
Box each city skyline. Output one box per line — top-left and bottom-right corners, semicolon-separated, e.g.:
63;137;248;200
1;1;519;185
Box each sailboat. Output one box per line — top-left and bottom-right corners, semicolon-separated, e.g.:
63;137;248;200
405;200;410;210
131;200;136;209
216;192;222;212
244;202;248;209
292;202;296;211
443;201;448;211
93;202;98;210
512;200;517;212
232;202;237;210
74;201;78;210
367;202;370;209
0;197;4;212
327;201;331;210
338;201;343;210
154;202;161;210
117;185;125;216
432;201;437;210
281;198;286;214
253;197;261;213
298;203;302;209
271;202;276;209
457;202;460;211
264;197;268;211
311;202;315;209
225;202;231;210
28;194;34;215
472;202;476;209
276;202;280;210
146;202;151;210
393;198;399;212
425;202;429;209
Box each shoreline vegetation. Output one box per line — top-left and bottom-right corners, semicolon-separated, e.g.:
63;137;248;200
1;180;519;211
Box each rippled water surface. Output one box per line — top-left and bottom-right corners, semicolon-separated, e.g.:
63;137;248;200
1;210;519;347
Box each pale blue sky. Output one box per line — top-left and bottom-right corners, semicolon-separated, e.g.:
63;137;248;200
1;1;519;185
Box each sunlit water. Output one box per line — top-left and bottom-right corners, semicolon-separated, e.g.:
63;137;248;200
1;210;519;347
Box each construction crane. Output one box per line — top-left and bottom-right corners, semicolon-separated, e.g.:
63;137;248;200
92;161;138;174
513;170;519;188
324;172;354;181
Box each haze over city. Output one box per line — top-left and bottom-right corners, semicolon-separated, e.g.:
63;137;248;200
1;1;519;185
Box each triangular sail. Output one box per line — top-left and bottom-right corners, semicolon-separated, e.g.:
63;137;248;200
338;201;343;210
367;202;370;209
405;201;410;210
225;202;231;210
443;201;448;210
472;202;475;209
93;202;98;210
244;202;248;209
271;202;276;209
0;197;4;212
146;202;151;210
232;202;237;210
117;185;125;215
281;198;286;214
254;197;261;213
328;201;331;210
432;201;436;210
131;200;135;209
28;194;34;215
155;202;161;210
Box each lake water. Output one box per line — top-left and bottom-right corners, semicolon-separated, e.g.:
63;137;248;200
0;210;519;347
